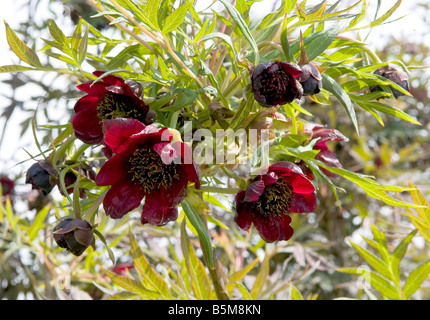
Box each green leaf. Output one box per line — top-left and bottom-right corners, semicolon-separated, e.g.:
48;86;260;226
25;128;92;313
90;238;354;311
291;285;304;300
4;21;42;67
370;224;391;264
229;282;253;300
353;100;421;125
337;268;402;300
180;220;212;300
0;65;35;73
228;257;260;291
250;252;269;299
403;261;430;299
28;204;51;242
181;199;214;269
48;20;69;52
315;160;421;208
290;25;340;62
219;0;259;65
199;32;239;75
101;267;162;299
349;240;393;281
162;2;192;34
408;181;430;225
391;230;417;285
129;229;171;299
321;73;359;135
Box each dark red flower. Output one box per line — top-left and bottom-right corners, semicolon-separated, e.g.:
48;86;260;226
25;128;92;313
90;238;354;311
72;71;157;145
25;161;57;196
299;63;322;96
234;161;317;243
111;262;134;276
251;61;303;107
53;218;94;256
372;64;410;99
301;123;349;179
1;176;14;198
95;118;200;226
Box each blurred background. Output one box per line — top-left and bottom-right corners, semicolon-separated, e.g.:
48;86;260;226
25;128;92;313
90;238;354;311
0;0;429;300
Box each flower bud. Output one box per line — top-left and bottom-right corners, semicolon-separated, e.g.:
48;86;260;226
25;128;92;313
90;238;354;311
53;218;94;256
373;64;410;98
25;161;57;196
251;61;303;106
299;63;322;96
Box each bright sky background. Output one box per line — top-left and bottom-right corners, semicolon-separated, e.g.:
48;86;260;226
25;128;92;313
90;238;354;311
0;0;426;178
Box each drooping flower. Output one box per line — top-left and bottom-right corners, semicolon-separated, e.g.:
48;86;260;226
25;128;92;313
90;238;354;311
25;161;57;195
251;61;303;107
72;71;157;145
301;123;349;179
299;63;322;96
1;176;14;197
95;118;200;226
53;218;94;256
372;64;410;98
234;161;317;243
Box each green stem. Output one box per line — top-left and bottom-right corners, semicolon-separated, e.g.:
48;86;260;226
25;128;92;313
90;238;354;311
189;185;240;194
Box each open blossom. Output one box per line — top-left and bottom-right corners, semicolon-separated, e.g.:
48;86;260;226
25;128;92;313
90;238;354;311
234;161;317;243
95;118;200;226
251;61;303;107
72;71;157;145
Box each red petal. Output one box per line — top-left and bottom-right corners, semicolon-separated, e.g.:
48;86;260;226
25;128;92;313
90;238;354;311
95;153;130;186
261;171;278;185
269;161;304;175
313;129;349;143
103;180;145;219
71;108;103;145
77;81;110;96
234;191;252;231
140;182;187;226
253;214;294;242
286;173;315;194
243;179;265;202
289;191;317;213
171;141;200;188
103;118;146;153
93;71;125;86
74;95;101;113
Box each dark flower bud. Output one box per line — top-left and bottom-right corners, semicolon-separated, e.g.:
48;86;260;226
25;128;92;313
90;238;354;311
53;218;94;256
124;80;143;98
299;63;322;96
373;64;410;98
251;61;303;107
25;161;57;196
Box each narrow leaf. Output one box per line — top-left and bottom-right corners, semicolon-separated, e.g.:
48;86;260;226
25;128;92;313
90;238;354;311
321;73;358;134
349;240;393;281
181;199;214;269
5;21;42;67
28;204;51;241
403;261;430;299
129;229;170;298
162;2;192;34
219;0;259;65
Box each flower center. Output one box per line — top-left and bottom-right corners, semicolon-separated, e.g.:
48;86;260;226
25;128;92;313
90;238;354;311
128;146;180;193
248;178;292;217
97;92;146;122
258;69;295;104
